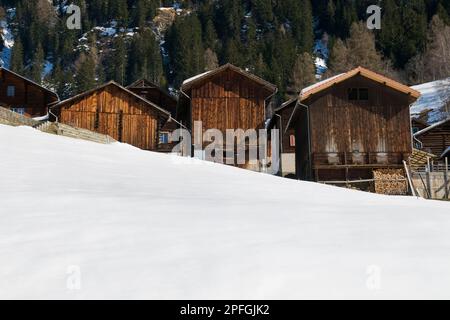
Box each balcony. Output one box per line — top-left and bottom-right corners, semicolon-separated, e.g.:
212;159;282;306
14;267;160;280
312;152;408;168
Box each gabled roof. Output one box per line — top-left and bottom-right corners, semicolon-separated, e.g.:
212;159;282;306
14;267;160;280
266;98;297;130
299;66;421;101
284;67;421;131
51;81;171;117
181;63;277;95
127;79;158;89
414;117;450;137
127;79;177;101
0;67;59;101
275;98;297;113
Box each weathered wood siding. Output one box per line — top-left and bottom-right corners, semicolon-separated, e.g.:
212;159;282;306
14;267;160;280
190;69;268;144
58;84;162;150
0;69;57;117
305;75;412;163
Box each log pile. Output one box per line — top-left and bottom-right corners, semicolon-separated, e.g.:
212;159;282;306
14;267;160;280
373;169;408;195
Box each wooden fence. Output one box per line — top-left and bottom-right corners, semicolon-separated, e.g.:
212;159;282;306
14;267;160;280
411;158;449;200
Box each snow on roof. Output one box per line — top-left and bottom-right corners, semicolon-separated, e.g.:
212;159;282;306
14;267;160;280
182;64;277;94
411;77;450;124
414;117;450;136
182;70;213;85
300;73;344;97
299;67;420;102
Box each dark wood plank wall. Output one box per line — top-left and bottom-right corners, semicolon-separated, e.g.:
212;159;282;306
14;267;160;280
417;122;450;156
128;87;177;116
59;85;162;150
279;105;296;154
190;69;268;147
0;69;56;117
305;75;412;166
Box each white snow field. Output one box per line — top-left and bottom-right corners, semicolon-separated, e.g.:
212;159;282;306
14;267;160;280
1;124;450;300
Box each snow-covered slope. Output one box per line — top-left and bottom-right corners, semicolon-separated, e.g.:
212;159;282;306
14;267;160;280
411;78;450;124
1;125;450;299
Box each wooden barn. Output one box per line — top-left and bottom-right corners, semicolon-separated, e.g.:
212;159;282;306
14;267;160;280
51;81;175;151
414;117;450;158
127;79;178;117
0;67;59;117
178;63;277;169
285;66;421;188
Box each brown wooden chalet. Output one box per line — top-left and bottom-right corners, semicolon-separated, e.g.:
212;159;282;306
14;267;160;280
178;63;277;169
51;81;176;151
414;117;450;158
127;79;178;117
0;67;59;117
285;66;421;183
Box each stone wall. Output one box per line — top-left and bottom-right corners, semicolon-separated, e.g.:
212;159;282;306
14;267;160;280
412;172;450;200
53;123;115;145
1;106;115;145
0;106;39;127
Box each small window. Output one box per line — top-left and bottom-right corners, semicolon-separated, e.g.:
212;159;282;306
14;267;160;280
348;88;358;100
289;135;296;147
7;85;15;97
358;88;369;100
11;107;25;115
159;132;170;144
348;88;369;101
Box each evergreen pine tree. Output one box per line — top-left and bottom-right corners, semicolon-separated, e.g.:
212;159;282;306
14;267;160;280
204;20;218;52
111;0;129;27
106;37;127;85
10;39;24;74
74;52;96;93
30;44;45;83
142;29;164;85
167;14;204;86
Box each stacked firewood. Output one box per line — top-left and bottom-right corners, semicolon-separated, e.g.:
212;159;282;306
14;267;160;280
373;169;408;195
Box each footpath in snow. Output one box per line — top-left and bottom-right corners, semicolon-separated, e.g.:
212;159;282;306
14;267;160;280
0;124;450;299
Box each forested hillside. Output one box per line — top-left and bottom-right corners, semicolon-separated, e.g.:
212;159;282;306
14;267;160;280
0;0;449;102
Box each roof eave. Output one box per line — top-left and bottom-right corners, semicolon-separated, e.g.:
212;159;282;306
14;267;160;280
181;64;277;97
52;81;171;117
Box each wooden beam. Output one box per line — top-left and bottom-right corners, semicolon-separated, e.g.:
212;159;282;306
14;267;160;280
445;157;449;200
403;160;417;197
